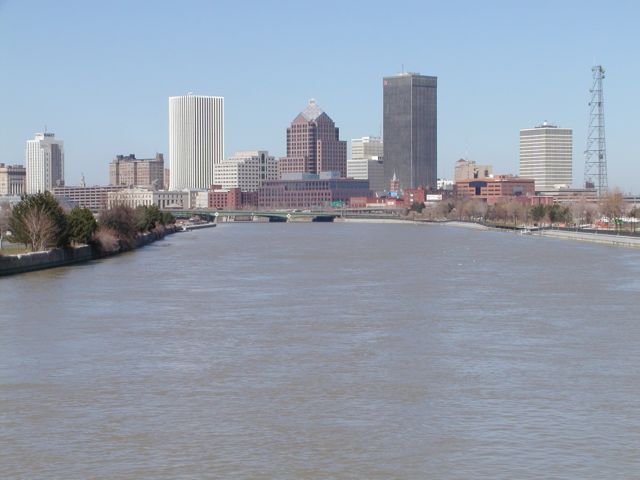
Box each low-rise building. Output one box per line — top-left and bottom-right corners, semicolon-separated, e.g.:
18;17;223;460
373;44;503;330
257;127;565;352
53;185;126;212
207;187;242;210
0;163;26;196
537;187;598;205
455;175;535;203
258;173;370;209
107;188;189;209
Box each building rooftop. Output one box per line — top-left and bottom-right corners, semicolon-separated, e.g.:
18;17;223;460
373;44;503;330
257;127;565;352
300;99;324;122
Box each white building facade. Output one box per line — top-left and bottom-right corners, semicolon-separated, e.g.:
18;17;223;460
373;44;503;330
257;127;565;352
0;164;26;196
347;158;384;192
351;136;383;160
347;136;384;192
213;150;277;192
108;188;189;209
519;123;572;192
26;132;64;194
169;94;224;190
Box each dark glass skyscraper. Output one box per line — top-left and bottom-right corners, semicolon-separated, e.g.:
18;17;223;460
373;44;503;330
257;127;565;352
383;73;437;190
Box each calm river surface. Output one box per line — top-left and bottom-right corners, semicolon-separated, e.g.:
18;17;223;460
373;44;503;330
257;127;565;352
2;222;640;478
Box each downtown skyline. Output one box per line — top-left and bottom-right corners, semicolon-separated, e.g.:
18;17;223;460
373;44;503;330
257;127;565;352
1;1;639;191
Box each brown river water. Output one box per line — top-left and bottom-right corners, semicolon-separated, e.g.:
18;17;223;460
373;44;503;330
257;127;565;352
2;222;640;478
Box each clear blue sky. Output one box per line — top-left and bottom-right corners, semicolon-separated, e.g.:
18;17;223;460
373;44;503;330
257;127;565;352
1;0;639;191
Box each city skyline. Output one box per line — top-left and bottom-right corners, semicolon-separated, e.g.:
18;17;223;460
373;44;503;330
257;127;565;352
1;1;639;191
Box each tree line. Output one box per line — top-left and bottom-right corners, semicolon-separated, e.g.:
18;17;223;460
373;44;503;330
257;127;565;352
407;189;640;229
0;192;175;253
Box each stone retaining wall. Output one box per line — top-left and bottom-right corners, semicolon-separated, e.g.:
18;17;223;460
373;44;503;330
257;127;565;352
0;227;176;277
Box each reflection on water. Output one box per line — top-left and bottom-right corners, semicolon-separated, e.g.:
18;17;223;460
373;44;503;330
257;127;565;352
2;223;640;478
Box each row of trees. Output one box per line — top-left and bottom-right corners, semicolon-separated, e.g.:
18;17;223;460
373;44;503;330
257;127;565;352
0;192;175;253
408;189;638;228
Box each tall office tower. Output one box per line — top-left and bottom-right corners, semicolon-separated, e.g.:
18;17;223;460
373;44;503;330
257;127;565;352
109;153;164;189
25;132;64;194
213;150;278;192
169;94;224;190
278;99;347;177
519;122;572;191
347;136;384;191
383;72;437;190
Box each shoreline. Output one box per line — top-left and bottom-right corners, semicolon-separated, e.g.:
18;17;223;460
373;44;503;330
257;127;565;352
531;228;640;249
0;227;177;277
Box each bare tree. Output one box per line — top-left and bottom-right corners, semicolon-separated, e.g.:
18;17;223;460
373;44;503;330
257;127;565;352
21;205;57;251
600;188;625;229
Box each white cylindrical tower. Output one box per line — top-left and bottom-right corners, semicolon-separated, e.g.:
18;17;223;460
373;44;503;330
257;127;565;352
169;94;224;190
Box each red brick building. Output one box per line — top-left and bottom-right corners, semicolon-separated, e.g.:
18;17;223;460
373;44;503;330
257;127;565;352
258;177;370;209
455;175;535;201
207;187;242;210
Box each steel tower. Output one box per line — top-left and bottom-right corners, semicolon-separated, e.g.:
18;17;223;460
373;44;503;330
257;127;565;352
584;65;608;195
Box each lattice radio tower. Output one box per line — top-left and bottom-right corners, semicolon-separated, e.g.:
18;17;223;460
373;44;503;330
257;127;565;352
584;65;608;195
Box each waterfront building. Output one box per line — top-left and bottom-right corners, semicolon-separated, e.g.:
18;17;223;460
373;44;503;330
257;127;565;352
537;187;598;205
107;188;189;209
454;159;492;182
207;187;242;210
169;94;224;190
520;122;572;192
454;175;536;204
383;72;437;190
278;100;347;178
53;185;126;212
258;173;370;209
0;164;26;196
213;150;278;192
109;153;164;189
26;132;64;193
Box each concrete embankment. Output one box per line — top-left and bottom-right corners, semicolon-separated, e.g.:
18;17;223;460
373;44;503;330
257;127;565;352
439;221;490;231
0;227;176;277
534;229;640;248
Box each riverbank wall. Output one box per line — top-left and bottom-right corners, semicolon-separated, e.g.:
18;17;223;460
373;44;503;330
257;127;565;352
533;229;640;248
0;227;176;277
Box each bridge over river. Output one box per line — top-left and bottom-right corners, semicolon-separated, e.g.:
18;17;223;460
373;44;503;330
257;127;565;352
165;208;404;223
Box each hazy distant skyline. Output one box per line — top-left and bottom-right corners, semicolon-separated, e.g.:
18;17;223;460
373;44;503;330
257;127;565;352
1;0;639;191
